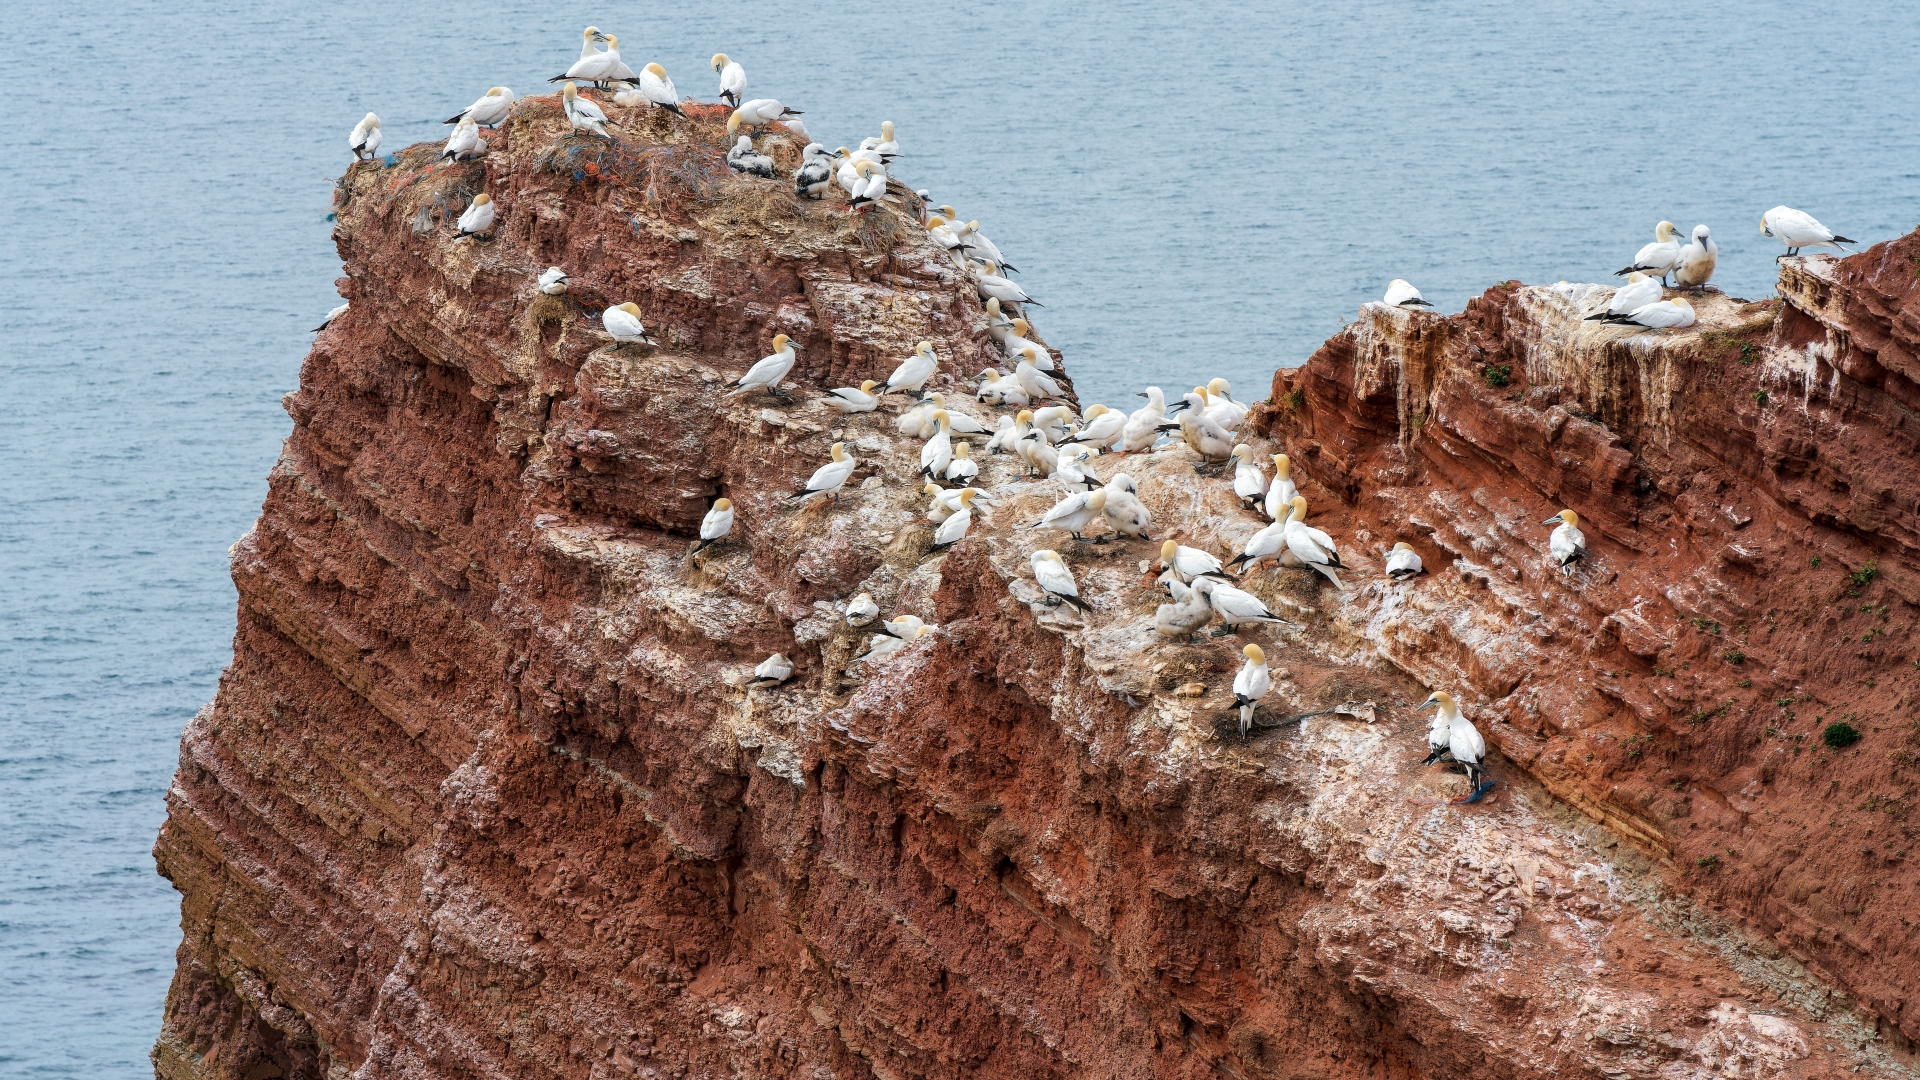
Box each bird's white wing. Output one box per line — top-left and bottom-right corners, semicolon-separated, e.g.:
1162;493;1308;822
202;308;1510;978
1034;559;1079;597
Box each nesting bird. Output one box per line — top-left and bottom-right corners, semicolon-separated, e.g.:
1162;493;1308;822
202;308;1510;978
602;302;654;343
976;263;1039;309
442;117;484;161
1761;206;1854;258
1159;540;1226;584
929;489;979;551
1119;388;1167;453
845;593;880;626
1587;272;1662;321
790;442;856;503
1194;577;1292;636
728;99;802;133
883;342;938;396
445;87;515;128
312;303;348;333
453;193;495;238
1419;690;1489;794
1072;404;1125;449
727;135;777;177
693;498;733;554
1172;391;1236;466
847;158;889;209
1281;496;1345;590
747;652;794;687
1384;542;1425;580
538;267;570;295
1229;444;1267;510
711;53;746;106
1028;550;1092;613
729;334;800;397
795;144;834;199
348;113;382;160
1383;279;1432;307
1030;488;1109;541
919;412;954;478
1154;583;1214;642
1611;296;1695;329
944;442;979;484
825;380;880;413
629;63;683;114
1262;453;1297;522
561;83;613;136
1542;509;1586;577
1232;644;1270;739
1615;220;1683;286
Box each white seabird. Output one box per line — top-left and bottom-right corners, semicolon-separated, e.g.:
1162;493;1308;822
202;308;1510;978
984;414;1022;455
925;483;990;522
551;31;633;87
1203;378;1248;430
825;380;880;413
1229;444;1267;510
1100;475;1153;539
845;593;880;626
727;135;776;177
1232;643;1271;738
442;117;484;162
864;120;899;160
848;158;889;208
538;267;570;295
976;263;1039;308
1159;540;1227;584
1615;220;1683;286
920;412;955;478
958;220;1015;273
311;303;348;333
630;63;683;114
1384;542;1425;580
1672;225;1717;288
1030;488;1109;541
927;215;966;255
1418;690;1489;791
921;394;988;434
883;341;938;396
1031;405;1076;444
1003;319;1053;371
727;99;802;134
790;442;856;503
1225;518;1287;574
1014;350;1063;401
1029;549;1092;613
1154;584;1214;642
945;441;979;483
794;144;834;199
453;193;495;238
561;83;612;136
747;652;793;687
1542;508;1586;577
1118;388;1167;453
711;53;746;106
1281;496;1346;590
445;87;515;128
929;489;979;551
853;625;929;666
729;334;801;397
602;302;654;343
1193;577;1293;636
1070;404;1125;449
1613;296;1695;329
1761;206;1855;258
1019;431;1059;478
1172;392;1236;465
693;498;733;554
1263;453;1297;522
1056;446;1099;492
1383;279;1433;307
1587;272;1662;321
349;112;382;160
977;369;1028;408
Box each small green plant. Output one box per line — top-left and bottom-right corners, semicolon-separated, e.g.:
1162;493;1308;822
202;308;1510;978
1810;556;1822;568
1865;627;1886;643
1692;617;1722;635
1722;649;1745;664
1653;665;1675;677
1625;733;1656;758
1483;364;1512;388
1739;678;1753;688
1738;342;1758;364
1751;391;1768;405
1823;721;1863;749
1696;854;1719;869
1850;562;1880;588
1282;389;1305;411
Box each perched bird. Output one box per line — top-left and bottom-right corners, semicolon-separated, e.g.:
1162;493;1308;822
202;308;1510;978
945;442;979;484
727;135;777;177
1154;585;1215;642
1281;496;1345;590
1418;690;1489;791
983;297;1015;345
978;369;1029;408
1384;542;1425;580
921;394;988;434
1232;644;1271;738
1383;279;1433;307
1101;474;1153;539
1421;695;1454;765
790;442;856;502
920;412;954;478
631;63;682;114
1052;446;1096;492
442;117;484;161
896;399;935;437
693;498;733;554
883;341;938;396
1002;319;1053;370
1202;379;1248;429
1014;349;1063;401
1229;444;1267;510
729;334;801;397
984;414;1022;455
1029;550;1092;613
348;112;382;160
794;143;834;199
727;99;802;133
864;120;900;160
1542;508;1586;576
927;215;967;255
1761;206;1854;258
711;53;746;106
1072;404;1125;448
602;302;654;343
976;262;1039;308
551;31;633;87
1118;388;1167;453
1611;296;1695;329
1159;540;1227;584
929;489;979;550
825;379;880;413
445;87;515;128
853;625;929;665
1263;453;1298;522
847;158;890;208
1194;577;1293;636
453;193;495;238
1587;272;1662;321
311;303;348;333
1616;221;1683;286
925;484;987;523
561;83;612;136
538;267;570;295
1019;431;1060;478
876;615;926;640
1672;225;1717;288
562;26;606;69
845;593;880;626
958;220;1015;273
1031;405;1076;444
747;652;793;687
1225;518;1287;574
1172;392;1236;465
1031;488;1109;541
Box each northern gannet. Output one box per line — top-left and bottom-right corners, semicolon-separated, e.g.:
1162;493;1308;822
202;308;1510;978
1761;206;1854;258
727;135;776;177
1003;320;1053;370
1422;693;1453;764
631;63;682;114
1019;431;1059;478
1263;454;1297;521
1587;272;1662;321
977;369;1028;408
984;414;1021;455
896;399;935;437
976;263;1039;308
1194;577;1293;636
1014;350;1062;401
794;144;834;199
311;303;348;333
848;159;889;208
1030;488;1108;541
747;652;793;686
863;120;899;159
845;593;880;626
445;87;515;128
883;341;938;396
1225;518;1286;574
1203;379;1247;429
727;99;802;133
1542;509;1586;576
1071;404;1125;448
561;83;612;136
925;484;989;522
1229;444;1267;510
1418;691;1489;792
1030;550;1092;612
1101;474;1153;539
538;267;570;295
1672;225;1716;289
791;442;856;502
876;614;927;640
1057;445;1099;492
945;441;979;483
551;32;633;88
929;489;978;551
1281;496;1345;590
983;297;1014;346
693;497;733;554
349;113;382;160
729;334;800;397
1160;540;1227;583
1232;644;1270;738
1118;388;1166;453
711;53;746;107
853;625;929;665
927;215;966;255
1031;405;1076;444
453;193;495;238
958;220;1015;273
826;380;880;413
1172;392;1236;465
920;412;954;478
1616;221;1683;286
1611;296;1695;329
1154;585;1214;642
1384;542;1425;580
602;302;654;343
924;394;989;433
1383;279;1432;307
442;117;484;161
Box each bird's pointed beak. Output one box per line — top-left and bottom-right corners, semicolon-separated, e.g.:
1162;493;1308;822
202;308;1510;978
1418;698;1440;711
789;341;803;349
1135;392;1149;398
1541;516;1561;526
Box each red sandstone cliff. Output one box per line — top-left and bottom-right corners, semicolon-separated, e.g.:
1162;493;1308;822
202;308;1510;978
153;92;1920;1079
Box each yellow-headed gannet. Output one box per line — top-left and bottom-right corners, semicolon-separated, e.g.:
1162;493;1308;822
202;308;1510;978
1172;392;1236;464
977;368;1028;408
445;87;515;128
945;441;979;483
442;117;484;162
1613;296;1695;329
1672;225;1716;288
1014;350;1063;401
1761;206;1854;258
923;394;988;433
1003;320;1053;370
1020;429;1059;478
1262;454;1297;521
1031;488;1109;541
927;215;966;254
862;120;899;159
983;296;1014;341
845;592;880;626
1101;474;1153;539
453;193;495;238
632;63;683;114
1281;496;1345;590
1154;584;1214;642
1031;405;1075;444
1542;509;1586;576
602;302;654;343
848;158;889;208
790;442;856;502
1384;542;1425;580
1616;220;1683;287
1030;550;1092;612
833;149;862;197
854;624;930;665
795;144;834;199
729;334;800;397
959;220;1015;273
929;489;978;550
920;412;954;478
538;267;570;294
1383;279;1432;307
1418;690;1490;794
1225;518;1286;574
926;483;990;521
1204;378;1247;428
876;614;926;640
826;379;880;413
561;83;612;136
551;32;633;87
711;53;746;106
1193;577;1293;636
312;303;348;333
1232;644;1270;738
976;263;1039;308
1229;444;1266;510
1587;272;1661;321
1118;388;1166;453
571;27;605;63
727;135;777;177
693;497;733;554
349;113;382;160
727;99;802;133
1070;404;1124;448
747;652;793;686
1159;540;1227;584
984;414;1021;455
883;341;938;396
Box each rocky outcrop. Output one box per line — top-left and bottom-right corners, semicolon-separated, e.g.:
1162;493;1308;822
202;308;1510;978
153;90;1920;1080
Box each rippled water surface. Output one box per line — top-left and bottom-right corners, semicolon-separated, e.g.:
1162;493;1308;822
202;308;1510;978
2;1;1915;1073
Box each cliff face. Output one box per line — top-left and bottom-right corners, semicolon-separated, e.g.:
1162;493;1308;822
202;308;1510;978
153;91;1920;1080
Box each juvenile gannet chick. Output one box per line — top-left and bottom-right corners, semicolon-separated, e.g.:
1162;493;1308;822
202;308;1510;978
442;117;484;161
311;303;348;333
1761;206;1855;258
551;31;633;88
1014;349;1063;401
1102;474;1153;539
538;267;570;295
1383;279;1432;307
929;489;978;551
631;63;683;114
453;193;495;238
883;341;938;396
1587;272;1661;321
747;652;793;687
561;83;613;136
349;112;382;160
1194;577;1293;637
984;414;1021;455
944;441;979;483
1154;585;1214;642
1229;444;1267;510
826;380;880;413
1418;690;1489;791
794;144;834;199
1616;220;1683;286
729;334;801;398
1071;404;1125;448
920;412;954;478
845;592;880;626
1030;488;1109;541
1672;225;1717;288
1159;540;1228;584
1057;445;1099;492
958;220;1016;273
727;99;802;133
445;87;515;128
727;135;777;177
1020;431;1060;478
976;262;1039;308
1232;644;1271;739
602;302;654;343
790;442;856;503
1173;392;1236;465
1263;454;1298;521
1118;388;1167;453
1611;296;1695;329
1225;518;1287;574
1384;542;1425;580
1029;550;1092;613
1542;509;1586;576
1281;496;1346;590
693;497;733;554
711;53;746;106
